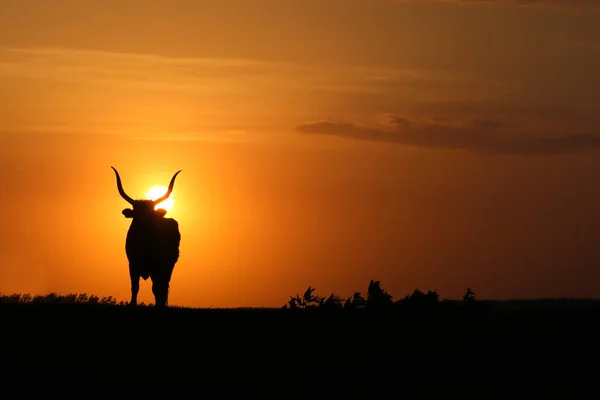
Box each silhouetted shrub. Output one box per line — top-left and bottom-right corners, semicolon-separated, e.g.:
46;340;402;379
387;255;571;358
366;280;393;309
319;293;345;309
344;292;366;309
284;280;459;314
398;289;440;305
286;286;323;309
463;288;476;303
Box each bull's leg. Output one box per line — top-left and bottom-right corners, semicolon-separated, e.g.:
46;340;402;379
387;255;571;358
130;272;140;306
151;278;169;308
151;265;174;308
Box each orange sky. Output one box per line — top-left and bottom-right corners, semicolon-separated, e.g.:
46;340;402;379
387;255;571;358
1;0;600;307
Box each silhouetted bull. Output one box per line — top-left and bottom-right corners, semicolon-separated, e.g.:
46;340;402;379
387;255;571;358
111;166;182;308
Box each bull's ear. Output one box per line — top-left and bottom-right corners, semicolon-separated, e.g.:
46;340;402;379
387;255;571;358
155;208;167;218
122;208;134;218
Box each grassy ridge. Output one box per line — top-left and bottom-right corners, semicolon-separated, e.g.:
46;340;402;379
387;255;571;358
2;294;599;396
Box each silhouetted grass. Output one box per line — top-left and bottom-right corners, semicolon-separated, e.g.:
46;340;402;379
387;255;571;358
0;280;600;318
0;292;124;306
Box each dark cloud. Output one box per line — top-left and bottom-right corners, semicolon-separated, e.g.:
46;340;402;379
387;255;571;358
437;0;599;7
295;117;600;155
382;0;600;9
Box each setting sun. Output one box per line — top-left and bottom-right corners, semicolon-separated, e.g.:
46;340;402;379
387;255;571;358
146;186;175;211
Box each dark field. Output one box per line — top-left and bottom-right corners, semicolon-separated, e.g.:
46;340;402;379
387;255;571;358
2;298;600;397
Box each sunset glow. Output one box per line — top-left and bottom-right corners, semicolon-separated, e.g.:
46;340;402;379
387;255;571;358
146;186;174;212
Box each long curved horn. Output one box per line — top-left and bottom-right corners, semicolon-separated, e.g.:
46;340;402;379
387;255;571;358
153;170;182;206
111;166;135;205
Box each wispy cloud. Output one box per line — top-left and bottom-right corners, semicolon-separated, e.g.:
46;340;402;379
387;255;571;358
121;129;251;143
0;47;449;95
296;117;600;155
0;47;273;94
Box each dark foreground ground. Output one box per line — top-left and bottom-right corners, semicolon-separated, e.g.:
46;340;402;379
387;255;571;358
2;300;600;397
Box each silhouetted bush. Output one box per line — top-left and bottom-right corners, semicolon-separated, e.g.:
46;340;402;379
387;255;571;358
344;292;366;310
463;288;477;302
286;286;323;309
319;293;345;309
397;289;440;306
283;280;478;315
366;280;393;309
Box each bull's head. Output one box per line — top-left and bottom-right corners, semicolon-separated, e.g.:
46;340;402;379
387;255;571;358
111;166;181;219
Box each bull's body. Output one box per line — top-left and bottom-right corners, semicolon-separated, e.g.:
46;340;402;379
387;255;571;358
111;167;182;308
125;210;181;307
